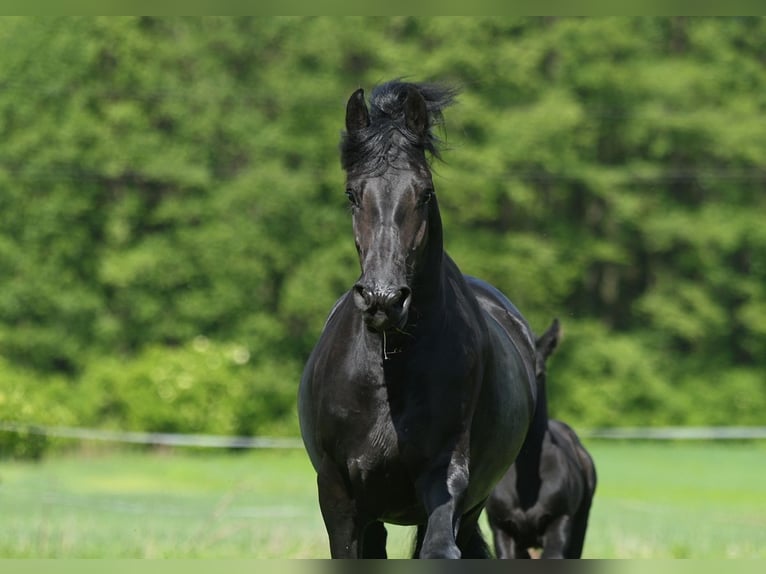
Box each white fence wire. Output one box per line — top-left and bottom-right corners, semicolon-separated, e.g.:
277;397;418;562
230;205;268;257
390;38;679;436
0;421;303;449
2;421;766;449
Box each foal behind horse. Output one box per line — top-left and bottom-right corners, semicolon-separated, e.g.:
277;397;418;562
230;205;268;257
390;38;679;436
486;319;597;558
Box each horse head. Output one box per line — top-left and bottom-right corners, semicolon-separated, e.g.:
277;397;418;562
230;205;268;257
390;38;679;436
340;81;455;332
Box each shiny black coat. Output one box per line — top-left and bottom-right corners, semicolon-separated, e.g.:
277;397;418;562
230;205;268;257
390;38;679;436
298;81;537;558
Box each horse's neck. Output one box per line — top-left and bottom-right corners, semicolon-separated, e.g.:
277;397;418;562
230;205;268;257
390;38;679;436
412;214;448;312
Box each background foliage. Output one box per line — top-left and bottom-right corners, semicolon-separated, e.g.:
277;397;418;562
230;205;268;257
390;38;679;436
1;17;764;457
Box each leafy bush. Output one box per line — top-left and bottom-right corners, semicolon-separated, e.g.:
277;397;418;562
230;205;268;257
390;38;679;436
546;321;686;427
0;359;75;459
1;340;301;459
76;339;301;438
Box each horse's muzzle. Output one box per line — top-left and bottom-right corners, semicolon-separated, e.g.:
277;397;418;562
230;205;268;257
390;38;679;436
353;283;412;332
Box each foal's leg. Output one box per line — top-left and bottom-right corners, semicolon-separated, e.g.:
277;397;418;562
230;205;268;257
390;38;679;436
540;514;572;559
565;501;593;558
491;524;529;559
490;523;513;559
489;511;531;558
511;539;532;559
317;457;365;558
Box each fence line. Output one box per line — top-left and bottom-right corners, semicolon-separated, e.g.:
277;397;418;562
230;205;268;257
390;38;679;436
582;426;766;440
2;421;766;449
0;421;303;449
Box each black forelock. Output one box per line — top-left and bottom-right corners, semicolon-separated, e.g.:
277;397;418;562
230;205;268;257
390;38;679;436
340;80;458;175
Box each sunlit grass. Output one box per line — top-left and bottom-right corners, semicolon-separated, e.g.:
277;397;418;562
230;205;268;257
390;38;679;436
580;440;766;558
0;441;764;558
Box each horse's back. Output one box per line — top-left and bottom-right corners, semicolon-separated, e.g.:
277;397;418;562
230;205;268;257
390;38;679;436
464;275;536;389
464;276;535;348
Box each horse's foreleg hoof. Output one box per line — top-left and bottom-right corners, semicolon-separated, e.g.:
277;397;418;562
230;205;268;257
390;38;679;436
419;543;461;559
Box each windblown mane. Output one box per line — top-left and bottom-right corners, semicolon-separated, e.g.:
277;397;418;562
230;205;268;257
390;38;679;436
340;80;458;174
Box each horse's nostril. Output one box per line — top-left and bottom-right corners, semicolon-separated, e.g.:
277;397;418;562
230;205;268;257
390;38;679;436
353;283;373;311
391;287;411;310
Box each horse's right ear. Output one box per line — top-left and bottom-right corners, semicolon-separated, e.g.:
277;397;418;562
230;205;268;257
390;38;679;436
536;318;561;360
346;88;370;133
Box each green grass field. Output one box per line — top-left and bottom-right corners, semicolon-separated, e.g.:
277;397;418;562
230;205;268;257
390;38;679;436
0;440;764;558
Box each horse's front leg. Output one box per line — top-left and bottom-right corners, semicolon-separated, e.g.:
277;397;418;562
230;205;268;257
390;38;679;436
415;464;468;559
317;456;366;558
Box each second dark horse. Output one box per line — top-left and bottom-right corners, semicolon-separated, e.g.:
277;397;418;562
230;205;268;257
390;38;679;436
298;81;537;558
486;319;597;558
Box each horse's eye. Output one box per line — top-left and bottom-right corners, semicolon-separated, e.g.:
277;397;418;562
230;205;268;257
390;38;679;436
345;189;358;206
420;189;435;205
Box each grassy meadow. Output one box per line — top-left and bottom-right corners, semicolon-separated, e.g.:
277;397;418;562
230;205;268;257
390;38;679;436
0;440;764;558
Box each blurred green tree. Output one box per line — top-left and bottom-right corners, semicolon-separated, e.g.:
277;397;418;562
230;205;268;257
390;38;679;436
0;18;764;456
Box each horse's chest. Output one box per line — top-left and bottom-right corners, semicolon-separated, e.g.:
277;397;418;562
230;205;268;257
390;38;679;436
339;406;425;521
353;406;401;465
344;385;423;468
324;372;432;514
319;350;467;518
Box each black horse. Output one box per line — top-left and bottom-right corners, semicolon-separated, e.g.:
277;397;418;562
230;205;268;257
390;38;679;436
486;319;597;559
298;80;537;558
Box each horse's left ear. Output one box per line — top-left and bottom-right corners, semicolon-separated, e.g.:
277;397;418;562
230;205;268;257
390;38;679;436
404;85;429;140
346;88;370;133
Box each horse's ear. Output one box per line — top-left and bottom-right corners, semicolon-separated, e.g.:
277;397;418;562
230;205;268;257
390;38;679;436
404;85;428;140
346;88;370;133
536;318;561;360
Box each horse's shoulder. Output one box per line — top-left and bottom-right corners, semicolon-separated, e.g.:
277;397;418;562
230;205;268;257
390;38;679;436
322;291;353;329
302;292;355;380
